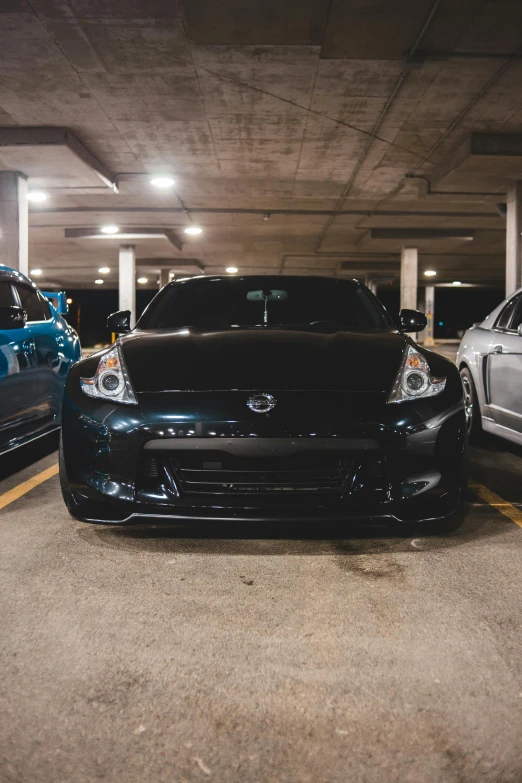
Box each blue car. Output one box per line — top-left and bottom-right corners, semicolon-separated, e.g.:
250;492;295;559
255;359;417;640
0;265;81;455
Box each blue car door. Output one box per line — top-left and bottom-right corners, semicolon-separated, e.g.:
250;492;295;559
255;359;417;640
0;280;39;452
13;282;64;426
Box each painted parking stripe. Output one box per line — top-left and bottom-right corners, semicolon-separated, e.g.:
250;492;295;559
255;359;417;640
469;479;522;529
0;464;59;511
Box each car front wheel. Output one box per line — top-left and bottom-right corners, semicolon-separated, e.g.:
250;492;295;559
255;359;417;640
460;366;482;443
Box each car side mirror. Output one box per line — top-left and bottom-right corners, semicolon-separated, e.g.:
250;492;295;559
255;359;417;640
399;309;427;333
42;290;68;315
107;310;131;334
0;306;26;330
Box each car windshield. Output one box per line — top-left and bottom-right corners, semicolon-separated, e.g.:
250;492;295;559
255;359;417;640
138;276;394;332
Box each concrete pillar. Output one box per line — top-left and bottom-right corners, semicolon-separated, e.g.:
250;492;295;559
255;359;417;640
423;285;435;346
119;245;136;327
506;181;522;297
400;246;418;311
159;269;171;288
417;288;426;341
0;171;28;276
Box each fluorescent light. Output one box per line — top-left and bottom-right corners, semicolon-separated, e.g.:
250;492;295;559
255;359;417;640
150;176;175;189
98;267;111;274
184;226;202;235
226;266;238;274
101;225;119;234
28;191;48;203
452;281;462;286
94;279;104;285
424;270;437;277
137;277;148;284
30;269;42;276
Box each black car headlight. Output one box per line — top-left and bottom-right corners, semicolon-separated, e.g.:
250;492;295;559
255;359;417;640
80;344;137;405
387;345;446;404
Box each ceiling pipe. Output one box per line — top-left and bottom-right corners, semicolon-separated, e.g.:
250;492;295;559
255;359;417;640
405;173;502;198
33;206;502;218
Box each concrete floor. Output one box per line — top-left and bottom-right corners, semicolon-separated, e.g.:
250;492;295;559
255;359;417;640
1;433;521;783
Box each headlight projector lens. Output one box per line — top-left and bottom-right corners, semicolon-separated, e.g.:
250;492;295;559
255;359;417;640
101;372;120;392
98;369;124;396
407;372;424;391
403;369;428;396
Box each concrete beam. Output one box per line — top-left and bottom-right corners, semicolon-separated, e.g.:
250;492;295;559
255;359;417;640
339;260;398;273
370;229;475;241
65;228;175;240
0;127;118;193
431;133;522;192
165;230;183;252
138;258;205;272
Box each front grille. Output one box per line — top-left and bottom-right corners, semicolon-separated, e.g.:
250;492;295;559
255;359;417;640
171;457;353;495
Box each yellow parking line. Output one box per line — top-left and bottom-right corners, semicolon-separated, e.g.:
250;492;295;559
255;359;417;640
469;479;522;529
0;463;59;511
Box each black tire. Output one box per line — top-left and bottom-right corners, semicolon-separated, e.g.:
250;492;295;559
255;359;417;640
59;432;73;507
460;366;482;444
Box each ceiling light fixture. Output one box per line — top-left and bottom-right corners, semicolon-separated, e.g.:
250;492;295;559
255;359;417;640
150;176;175;189
184;226;202;235
98;267;111;274
101;225;119;234
28;191;48;203
452;281;462;286
137;277;148;284
424;270;437;277
95;279;104;285
30;269;42;276
226;266;238;274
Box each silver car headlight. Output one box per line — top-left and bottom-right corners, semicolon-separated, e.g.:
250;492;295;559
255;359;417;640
387;345;446;404
80;344;137;405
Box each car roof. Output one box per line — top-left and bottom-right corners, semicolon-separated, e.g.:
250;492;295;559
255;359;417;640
480;286;522;329
167;274;362;285
0;264;37;288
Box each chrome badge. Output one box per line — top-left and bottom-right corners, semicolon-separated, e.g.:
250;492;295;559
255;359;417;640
247;393;277;414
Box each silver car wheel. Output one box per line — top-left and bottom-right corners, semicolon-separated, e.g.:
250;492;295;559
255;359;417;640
461;374;473;432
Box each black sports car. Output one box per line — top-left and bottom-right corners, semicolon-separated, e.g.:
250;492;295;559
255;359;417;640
60;276;467;528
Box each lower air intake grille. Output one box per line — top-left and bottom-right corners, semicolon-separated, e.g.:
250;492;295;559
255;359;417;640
171;457;352;495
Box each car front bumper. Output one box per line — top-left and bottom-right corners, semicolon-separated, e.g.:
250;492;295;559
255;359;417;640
61;388;467;525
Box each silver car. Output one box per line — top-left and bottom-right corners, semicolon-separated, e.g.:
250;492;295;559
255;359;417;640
457;289;522;445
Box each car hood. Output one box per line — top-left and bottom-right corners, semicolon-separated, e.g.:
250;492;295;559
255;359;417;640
120;328;407;394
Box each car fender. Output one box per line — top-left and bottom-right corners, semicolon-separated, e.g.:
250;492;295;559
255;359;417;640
457;327;492;413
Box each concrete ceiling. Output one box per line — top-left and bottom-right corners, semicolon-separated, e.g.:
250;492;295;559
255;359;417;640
1;0;522;289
